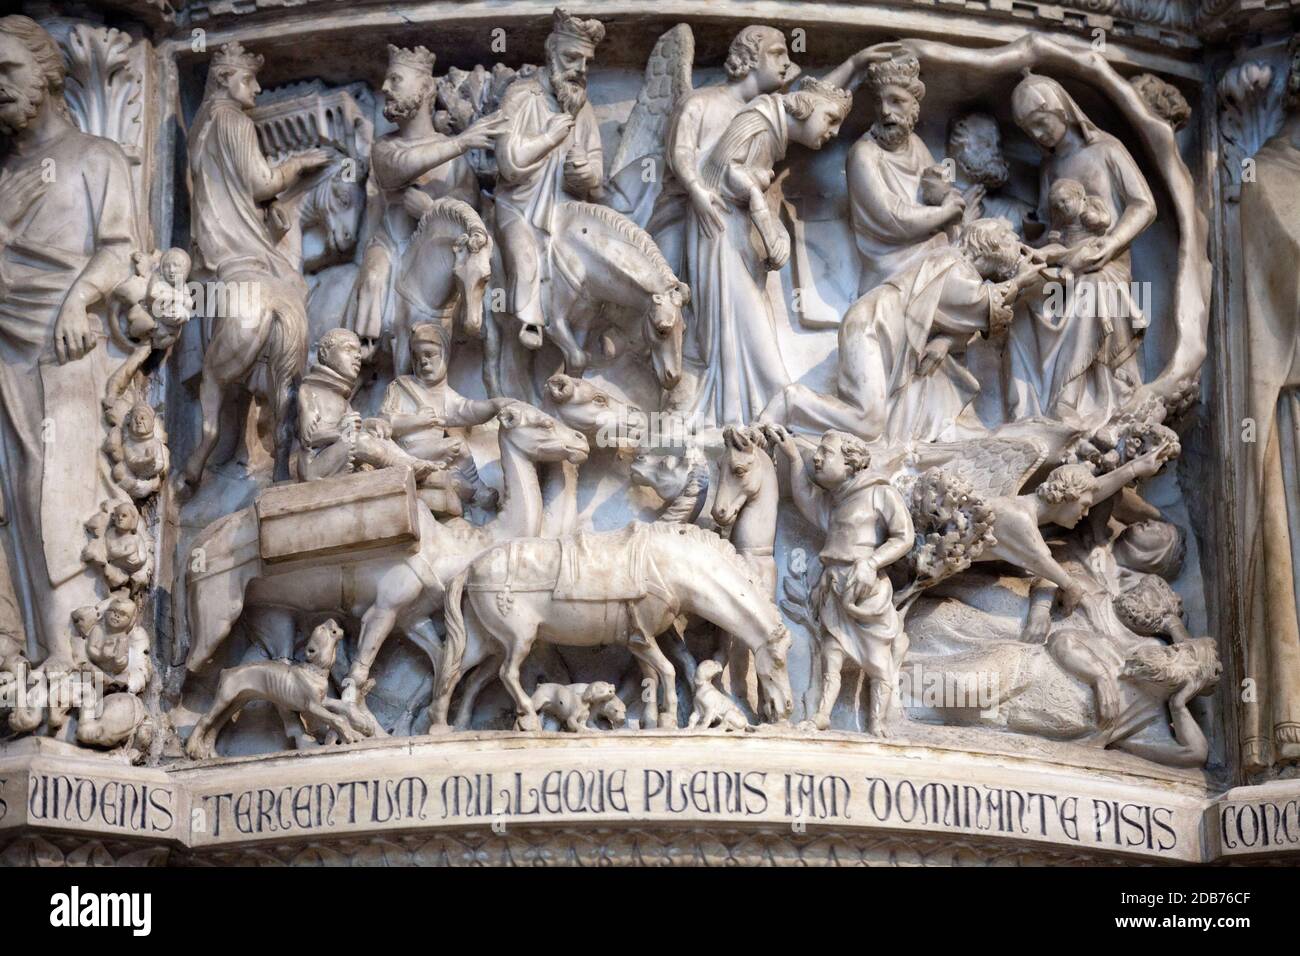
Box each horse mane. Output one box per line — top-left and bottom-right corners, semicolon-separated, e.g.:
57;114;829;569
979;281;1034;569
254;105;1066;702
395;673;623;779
646;520;742;564
568;201;678;292
412;196;490;250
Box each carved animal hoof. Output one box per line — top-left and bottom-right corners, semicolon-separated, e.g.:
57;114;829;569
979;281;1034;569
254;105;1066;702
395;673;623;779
515;712;541;732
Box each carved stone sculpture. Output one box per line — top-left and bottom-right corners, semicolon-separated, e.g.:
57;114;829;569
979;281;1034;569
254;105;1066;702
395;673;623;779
182;40;332;490
1236;35;1300;772
433;522;793;731
0;16;136;666
346;43;504;364
5;2;1290;868
530;681;626;732
688;659;754;732
186;619;375;759
848;52;959;295
767;426;914;735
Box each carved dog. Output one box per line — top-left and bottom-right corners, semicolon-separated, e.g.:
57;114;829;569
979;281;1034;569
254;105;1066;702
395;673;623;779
688;660;753;733
185;620;377;759
529;681;626;732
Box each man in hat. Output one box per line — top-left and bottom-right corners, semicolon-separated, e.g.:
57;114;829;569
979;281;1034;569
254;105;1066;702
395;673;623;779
348;44;507;356
847;52;964;294
0;16;135;663
381;322;508;514
295;327;437;483
492;8;607;340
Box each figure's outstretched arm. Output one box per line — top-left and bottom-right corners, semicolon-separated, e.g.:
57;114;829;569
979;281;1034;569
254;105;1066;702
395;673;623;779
763;425;828;528
374;114;507;190
821;42;907;92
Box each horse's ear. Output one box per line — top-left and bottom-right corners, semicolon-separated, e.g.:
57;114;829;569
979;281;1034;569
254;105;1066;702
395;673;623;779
723;425;750;451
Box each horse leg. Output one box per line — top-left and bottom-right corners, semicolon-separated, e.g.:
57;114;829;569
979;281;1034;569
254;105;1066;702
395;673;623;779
181;368;229;491
545;286;588;375
481;299;504;397
635;661;658;729
343;566;421;728
391;296;413;379
426;627;490;732
629;636;679;729
499;631;541;731
452;652;502;729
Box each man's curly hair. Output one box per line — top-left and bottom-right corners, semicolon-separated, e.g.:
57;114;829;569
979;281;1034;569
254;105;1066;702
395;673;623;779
824;429;872;472
1036;463;1097;504
866;52;925;101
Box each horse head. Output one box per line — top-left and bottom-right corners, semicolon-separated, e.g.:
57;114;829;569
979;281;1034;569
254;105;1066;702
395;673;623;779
713;424;773;528
644;280;688;391
543;374;643;452
497;400;589;465
275;155;365;272
403;194;493;335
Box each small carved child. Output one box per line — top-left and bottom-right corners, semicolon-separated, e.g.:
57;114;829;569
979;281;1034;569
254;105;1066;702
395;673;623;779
80;597;152;696
113;248;192;342
1042;178;1111;256
82;501;154;594
106;401;170;501
296;328;439;483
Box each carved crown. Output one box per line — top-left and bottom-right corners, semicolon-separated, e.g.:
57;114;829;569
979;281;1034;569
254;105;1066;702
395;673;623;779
212;41;264;75
550;7;605;47
388;44;435;75
865;52;924;99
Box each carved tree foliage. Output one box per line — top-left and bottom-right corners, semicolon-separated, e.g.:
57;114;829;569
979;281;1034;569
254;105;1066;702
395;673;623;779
1218;59;1283;201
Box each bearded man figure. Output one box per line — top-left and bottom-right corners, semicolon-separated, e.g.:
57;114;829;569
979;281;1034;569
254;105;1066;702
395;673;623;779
0;16;135;664
346;44;505;364
847;52;964;295
492;7;606;343
946;112;1033;236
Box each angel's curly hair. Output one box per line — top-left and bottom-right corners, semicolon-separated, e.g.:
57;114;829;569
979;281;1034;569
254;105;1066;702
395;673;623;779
1036;463;1098;504
725;25;783;80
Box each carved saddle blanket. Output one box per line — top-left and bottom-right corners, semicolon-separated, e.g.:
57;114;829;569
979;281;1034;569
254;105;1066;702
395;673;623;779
466;524;650;601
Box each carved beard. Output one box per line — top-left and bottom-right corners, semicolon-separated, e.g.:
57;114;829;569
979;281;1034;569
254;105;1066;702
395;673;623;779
550;63;588;116
956;144;1009;189
870;100;920;152
0;80;44;136
383;88;428;123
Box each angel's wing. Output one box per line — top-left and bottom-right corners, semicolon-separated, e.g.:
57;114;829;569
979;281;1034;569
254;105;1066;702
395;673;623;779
910;435;1050;499
607;24;694;226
